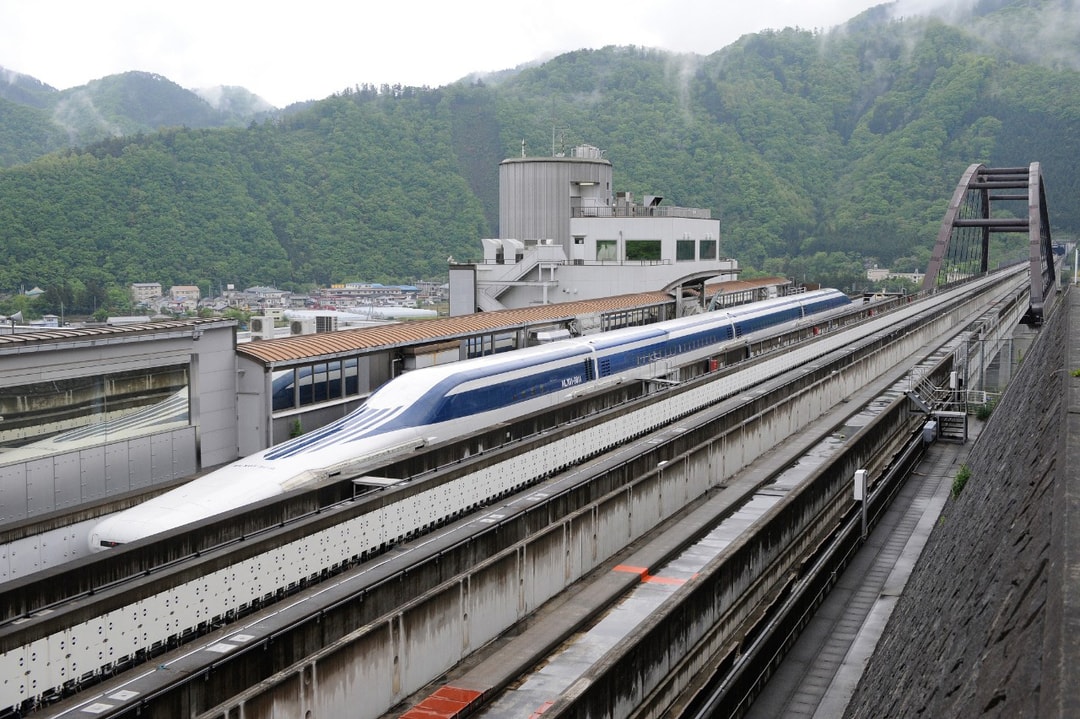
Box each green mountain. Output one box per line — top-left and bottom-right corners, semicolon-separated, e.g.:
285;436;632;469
0;0;1077;307
0;69;275;166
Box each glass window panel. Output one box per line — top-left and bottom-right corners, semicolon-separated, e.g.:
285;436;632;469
272;369;297;411
0;364;189;465
625;240;661;261
677;239;696;261
313;363;330;403
327;360;343;398
700;239;717;260
596;240;618;262
344;357;359;396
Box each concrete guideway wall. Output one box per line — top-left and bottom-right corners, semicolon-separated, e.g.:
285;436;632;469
200;288;984;719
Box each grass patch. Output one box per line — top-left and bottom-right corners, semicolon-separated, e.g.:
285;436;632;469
951;464;971;499
974;400;995;421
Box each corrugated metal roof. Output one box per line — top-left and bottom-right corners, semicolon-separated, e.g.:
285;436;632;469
0;318;224;349
236;292;675;365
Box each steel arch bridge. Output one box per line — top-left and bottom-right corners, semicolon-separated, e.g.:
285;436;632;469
923;162;1058;325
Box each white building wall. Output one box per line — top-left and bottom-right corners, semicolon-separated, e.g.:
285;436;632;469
570;215;722;263
453;145;737;313
482;213;734;308
236;359;269;458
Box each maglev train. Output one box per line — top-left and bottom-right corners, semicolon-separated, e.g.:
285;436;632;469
88;289;850;551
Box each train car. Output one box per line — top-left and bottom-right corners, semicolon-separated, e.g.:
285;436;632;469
88;289;849;551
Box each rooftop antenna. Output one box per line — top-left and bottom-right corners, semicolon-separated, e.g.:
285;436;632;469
550;98;567;157
521;138;526;157
552;125;568;157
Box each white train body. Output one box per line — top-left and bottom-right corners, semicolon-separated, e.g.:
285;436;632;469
88;289;850;551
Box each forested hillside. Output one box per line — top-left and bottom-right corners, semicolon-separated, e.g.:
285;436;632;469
0;0;1076;309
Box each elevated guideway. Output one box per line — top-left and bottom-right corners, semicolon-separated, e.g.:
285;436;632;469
5;267;1025;719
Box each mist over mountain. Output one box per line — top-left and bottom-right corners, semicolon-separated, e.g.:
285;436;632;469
0;68;275;165
0;0;1076;305
0;66;57;108
193;85;276;117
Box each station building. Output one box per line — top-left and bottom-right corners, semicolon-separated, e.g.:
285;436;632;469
0;145;781;526
449;144;739;314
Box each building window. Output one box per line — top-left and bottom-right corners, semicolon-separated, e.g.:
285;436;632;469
343;358;359;396
0;365;190;465
310;364;329;404
700;239;717;260
677;239;696;262
625;239;662;262
272;357;362;411
596;240;618;262
326;360;342;399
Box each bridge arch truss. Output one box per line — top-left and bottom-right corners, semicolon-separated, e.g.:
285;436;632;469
923;162;1057;324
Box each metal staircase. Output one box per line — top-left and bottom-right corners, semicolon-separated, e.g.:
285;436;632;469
906;368;969;443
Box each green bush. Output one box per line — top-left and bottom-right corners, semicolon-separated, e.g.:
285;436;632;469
951;464;971;498
974;400;995;421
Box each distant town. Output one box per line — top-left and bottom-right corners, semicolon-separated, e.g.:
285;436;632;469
20;281;449;329
135;280;446;314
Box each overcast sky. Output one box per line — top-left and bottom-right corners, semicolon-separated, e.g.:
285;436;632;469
1;1;942;107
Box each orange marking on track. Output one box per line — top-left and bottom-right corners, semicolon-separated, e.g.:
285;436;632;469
613;564;649;577
400;685;484;718
613;565;690;585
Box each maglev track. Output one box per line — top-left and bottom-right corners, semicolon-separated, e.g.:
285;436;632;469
0;268;1028;718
